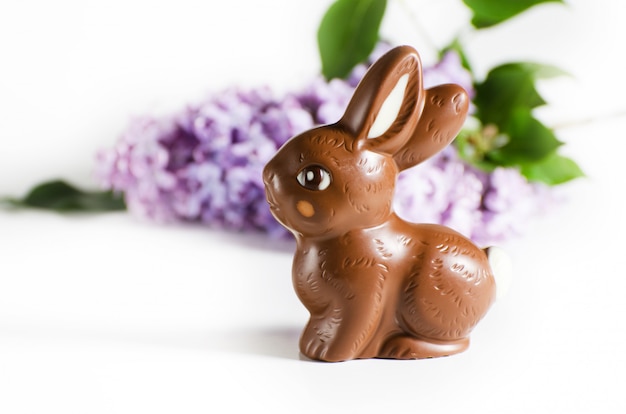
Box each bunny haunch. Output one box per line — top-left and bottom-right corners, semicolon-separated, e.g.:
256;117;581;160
263;45;502;362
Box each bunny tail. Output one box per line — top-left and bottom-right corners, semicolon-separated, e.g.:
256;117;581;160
485;246;513;301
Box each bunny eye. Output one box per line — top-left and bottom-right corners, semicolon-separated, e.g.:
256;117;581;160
296;165;331;191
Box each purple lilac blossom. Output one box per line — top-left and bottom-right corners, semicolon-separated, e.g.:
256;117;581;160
96;87;315;236
95;50;551;246
394;146;553;246
423;51;474;99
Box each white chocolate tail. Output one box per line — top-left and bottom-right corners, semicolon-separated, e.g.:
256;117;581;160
486;246;513;301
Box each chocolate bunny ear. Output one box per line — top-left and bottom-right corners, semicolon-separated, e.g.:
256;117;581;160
393;83;469;171
338;45;425;155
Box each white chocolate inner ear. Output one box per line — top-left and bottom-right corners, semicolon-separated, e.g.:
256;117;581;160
367;73;409;139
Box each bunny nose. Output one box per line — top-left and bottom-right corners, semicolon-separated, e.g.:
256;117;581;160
262;166;279;202
263;168;274;190
262;165;274;188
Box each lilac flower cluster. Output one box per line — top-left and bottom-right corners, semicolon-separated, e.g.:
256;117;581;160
95;50;551;246
95;87;314;238
395;146;554;245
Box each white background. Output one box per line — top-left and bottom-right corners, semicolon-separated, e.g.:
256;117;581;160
1;1;625;412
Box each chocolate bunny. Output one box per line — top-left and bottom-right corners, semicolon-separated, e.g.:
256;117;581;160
263;45;507;362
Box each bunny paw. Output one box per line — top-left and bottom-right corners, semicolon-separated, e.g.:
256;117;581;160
301;336;357;362
379;335;469;359
300;325;357;362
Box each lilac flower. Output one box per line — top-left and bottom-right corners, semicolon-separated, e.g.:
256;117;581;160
394;146;551;246
96;87;315;237
423;51;474;98
476;167;555;244
295;77;355;125
95;48;552;245
95;117;178;222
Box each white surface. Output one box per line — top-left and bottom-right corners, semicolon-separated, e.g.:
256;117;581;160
1;1;626;413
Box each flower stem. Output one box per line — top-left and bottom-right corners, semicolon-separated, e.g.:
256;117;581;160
395;0;439;54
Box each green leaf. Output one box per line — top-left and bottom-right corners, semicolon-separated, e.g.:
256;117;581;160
442;37;473;74
473;62;569;171
2;180;126;212
463;0;564;28
520;152;585;185
488;108;563;165
474;62;567;127
317;0;387;80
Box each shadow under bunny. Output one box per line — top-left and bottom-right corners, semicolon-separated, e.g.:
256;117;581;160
207;326;303;360
0;321;303;361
